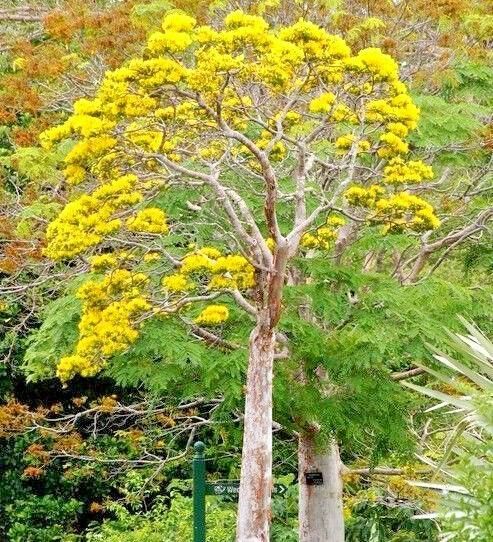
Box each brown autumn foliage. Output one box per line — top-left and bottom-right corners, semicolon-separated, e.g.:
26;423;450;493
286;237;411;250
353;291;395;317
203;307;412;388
0;400;39;437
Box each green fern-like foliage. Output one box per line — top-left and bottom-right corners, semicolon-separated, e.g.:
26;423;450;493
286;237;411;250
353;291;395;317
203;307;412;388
277;261;492;457
410;95;484;149
463;242;493;276
409;60;492;169
23;294;81;382
448;62;493;107
106;316;247;407
23;259;492;465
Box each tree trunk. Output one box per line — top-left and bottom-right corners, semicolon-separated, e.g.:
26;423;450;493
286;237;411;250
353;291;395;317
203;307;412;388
236;317;275;542
403;249;430;284
298;433;345;542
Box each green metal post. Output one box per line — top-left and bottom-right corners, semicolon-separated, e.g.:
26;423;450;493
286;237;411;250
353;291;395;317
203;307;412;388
193;441;206;542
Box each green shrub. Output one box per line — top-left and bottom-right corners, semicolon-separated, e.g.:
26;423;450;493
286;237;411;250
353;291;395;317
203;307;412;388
6;495;82;542
87;494;236;542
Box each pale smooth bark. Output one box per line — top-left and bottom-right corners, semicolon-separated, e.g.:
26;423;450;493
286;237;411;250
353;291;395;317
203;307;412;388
298;434;345;542
236;243;289;542
401;207;493;284
236;316;276;542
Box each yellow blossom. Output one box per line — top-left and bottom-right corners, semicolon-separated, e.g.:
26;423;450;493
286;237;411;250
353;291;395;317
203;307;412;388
309;92;336;114
45;175;142;260
162;274;193;292
12;57;27;71
194;304;230;326
335;134;370;153
345;185;440;233
300;214;345;250
89;254;118;271
378;132;409;157
383;157;434;185
327;215;346;227
148;30;192;54
345;48;398;82
162;11;196;32
181;253;216;274
127;208;168;234
143;252;161;263
57;270;150;381
345;184;386;208
63;165;86;185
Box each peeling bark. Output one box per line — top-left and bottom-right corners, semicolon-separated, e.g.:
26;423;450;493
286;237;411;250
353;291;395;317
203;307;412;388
236;243;289;542
236;316;275;542
299;434;345;542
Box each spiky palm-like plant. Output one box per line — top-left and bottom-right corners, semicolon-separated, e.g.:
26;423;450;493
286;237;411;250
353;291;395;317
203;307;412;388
403;317;493;542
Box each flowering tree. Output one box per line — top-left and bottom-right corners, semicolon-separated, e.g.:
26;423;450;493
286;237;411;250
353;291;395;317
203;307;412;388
40;9;440;540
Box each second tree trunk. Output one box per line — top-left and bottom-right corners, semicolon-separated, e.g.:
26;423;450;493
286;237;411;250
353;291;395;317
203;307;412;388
298;433;345;542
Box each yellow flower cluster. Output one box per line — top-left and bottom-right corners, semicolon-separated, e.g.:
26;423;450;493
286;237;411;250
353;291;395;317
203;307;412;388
64;136;117;173
143;252;161;263
148;30;192;54
198;141;227;160
330;103;358;124
224;10;269;32
39;8;426;192
345;185;440;232
386;122;409;138
378;131;409;157
278;18;350;60
127;58;186;89
335;134;370;153
180;248;221;273
89;253;119;271
88;251;148;271
148;12;196;53
45;175;142;260
301;215;346;249
39;55;186;172
63;164;86;185
208;254;255;290
308;92;336;114
106;59;185;96
383;157;434;185
345;48;398;82
144;11;355;98
147;10;197;54
194;305;230;326
89;250;160;271
366;94;420;131
162;273;193;292
57;270;150;381
345;184;386;207
256;130;287;161
125;124;166;154
127;208;168;234
374;193;441;232
161;247;255;294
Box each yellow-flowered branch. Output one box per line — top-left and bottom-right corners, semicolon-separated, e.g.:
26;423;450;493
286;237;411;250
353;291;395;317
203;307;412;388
40;10;440;380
